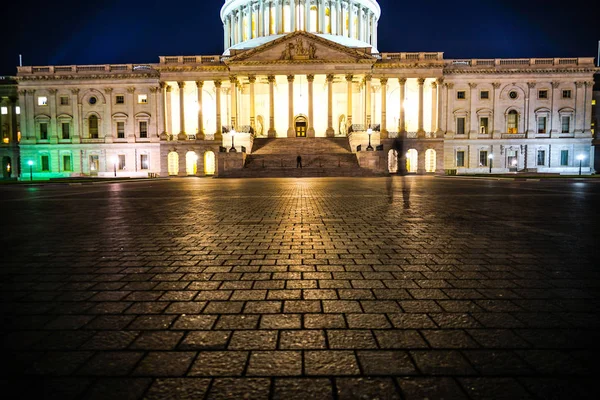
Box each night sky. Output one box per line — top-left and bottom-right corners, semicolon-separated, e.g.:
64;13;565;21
1;0;598;75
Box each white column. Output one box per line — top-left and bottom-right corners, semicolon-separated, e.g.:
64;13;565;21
307;74;315;137
287;75;295;137
398;78;406;134
237;9;243;43
197;81;204;139
224;17;230;50
165;85;172;136
575;81;585;134
276;0;282;34
584;81;594;134
319;0;325;33
431;81;438;134
249;75;256;134
357;6;362;42
526;82;536;137
259;0;264;36
290;0;296;31
380;78;387;138
436;79;443;136
327;74;334;137
336;0;342;35
469;82;477;137
346;74;353;128
348;0;353;39
268;75;276;137
304;0;310;31
230;76;238;129
178;82;185;137
247;4;252;40
214;80;222;140
373;16;378;49
365;75;372;127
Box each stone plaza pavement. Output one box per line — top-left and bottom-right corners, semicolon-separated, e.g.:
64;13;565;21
1;177;599;399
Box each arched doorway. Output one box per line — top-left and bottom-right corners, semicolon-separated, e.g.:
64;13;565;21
295;115;307;137
388;150;398;174
167;152;179;176
204;151;216;175
425;149;436;173
2;156;11;179
406;149;418;173
186;151;198;175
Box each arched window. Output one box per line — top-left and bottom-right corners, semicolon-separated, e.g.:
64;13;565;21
89;115;99;138
186;151;198;175
406;149;418;173
507;110;519;134
167;152;179;176
388;150;398;173
204;151;216;175
425;149;436;173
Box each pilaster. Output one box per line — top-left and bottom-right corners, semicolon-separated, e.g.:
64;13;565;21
287;74;295;137
249;75;256;135
380;77;388;139
346;74;353;129
268;75;276;137
417;78;425;137
104;87;113;143
307;74;315;137
326;74;335;137
215;80;223;140
398;78;406;134
127;87;136;142
196;81;205;139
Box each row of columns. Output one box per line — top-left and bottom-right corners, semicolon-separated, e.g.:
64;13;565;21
0;98;19;144
223;0;379;50
164;75;441;141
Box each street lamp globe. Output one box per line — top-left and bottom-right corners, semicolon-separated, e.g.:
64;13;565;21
27;160;33;166
577;154;585;161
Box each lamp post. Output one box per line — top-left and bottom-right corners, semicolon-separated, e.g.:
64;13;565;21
229;129;237;152
111;156;118;177
577;154;585;176
27;160;33;181
488;153;493;174
366;128;374;151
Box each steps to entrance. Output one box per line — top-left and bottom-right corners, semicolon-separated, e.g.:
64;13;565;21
219;137;386;178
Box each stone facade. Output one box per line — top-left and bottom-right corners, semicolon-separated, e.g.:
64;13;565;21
0;76;19;179
10;1;600;179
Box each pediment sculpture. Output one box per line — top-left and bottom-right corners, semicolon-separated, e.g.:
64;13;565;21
280;38;318;61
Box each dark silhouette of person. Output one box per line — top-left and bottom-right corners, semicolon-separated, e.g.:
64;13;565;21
297;155;302;169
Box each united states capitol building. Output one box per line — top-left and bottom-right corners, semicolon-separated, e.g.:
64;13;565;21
1;0;598;179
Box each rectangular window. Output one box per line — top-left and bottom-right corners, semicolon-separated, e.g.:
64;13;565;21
560;150;569;166
456;91;466;100
15;106;20;114
40;123;48;139
140;154;149;170
480;117;489;134
538;90;548;99
0;107;7;115
41;155;49;171
537;150;546;166
537;117;547;134
456;151;465;167
480;91;489;100
479;151;488;167
138;94;148;104
60;96;69;106
63;155;72;171
61;122;70;139
562;90;572;99
116;95;125;104
561;116;570;133
118;154;126;170
593;99;596;106
38;96;48;106
139;121;148;138
117;122;125;138
457;117;465;135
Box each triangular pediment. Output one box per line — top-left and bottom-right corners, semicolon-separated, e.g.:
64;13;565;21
226;31;375;64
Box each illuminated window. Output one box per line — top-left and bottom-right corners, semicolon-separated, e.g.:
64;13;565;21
116;95;125;104
479;151;488;167
456;151;465;167
15;106;20;114
117;122;125;138
480;91;489;100
40;123;48;140
537;150;546;166
38;96;48;106
140;154;149;170
456;117;465;135
457;91;466;100
89;115;99;138
507;110;519;134
139;121;148;138
480;117;489;134
41;155;50;171
138;94;148;104
560;150;569;166
425;149;436;172
1;107;7;115
537;117;547;134
62;122;70;139
592;99;596;106
118;154;126;170
60;96;69;105
538;90;548;99
63;155;72;171
561;116;570;133
562;90;571;99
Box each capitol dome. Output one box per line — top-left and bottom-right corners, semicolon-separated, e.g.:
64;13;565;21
221;0;380;55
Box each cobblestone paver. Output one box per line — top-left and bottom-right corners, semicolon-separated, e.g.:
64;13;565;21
1;177;599;399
